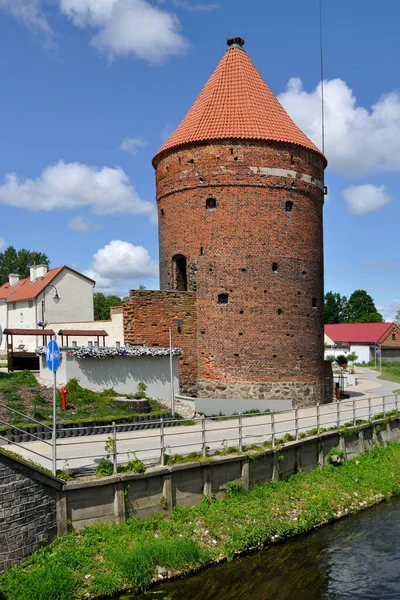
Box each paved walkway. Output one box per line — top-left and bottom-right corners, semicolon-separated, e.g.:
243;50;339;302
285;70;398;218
3;379;398;473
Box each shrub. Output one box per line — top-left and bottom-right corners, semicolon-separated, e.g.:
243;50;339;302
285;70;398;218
96;459;114;478
119;454;146;474
336;355;348;366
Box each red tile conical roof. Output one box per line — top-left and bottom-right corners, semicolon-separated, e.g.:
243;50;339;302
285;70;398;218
153;41;326;166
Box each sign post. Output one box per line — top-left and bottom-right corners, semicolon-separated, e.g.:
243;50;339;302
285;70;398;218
46;340;60;476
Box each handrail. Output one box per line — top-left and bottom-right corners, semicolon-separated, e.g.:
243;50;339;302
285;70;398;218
0;402;52;430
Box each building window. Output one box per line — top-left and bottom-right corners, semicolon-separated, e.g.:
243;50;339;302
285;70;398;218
218;293;229;304
312;297;317;308
20;313;23;323
28;299;34;308
12;302;16;310
206;197;217;210
172;254;187;291
392;333;396;341
285;200;294;212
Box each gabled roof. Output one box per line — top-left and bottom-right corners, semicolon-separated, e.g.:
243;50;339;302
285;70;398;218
325;323;397;344
0;266;95;303
153;40;326;166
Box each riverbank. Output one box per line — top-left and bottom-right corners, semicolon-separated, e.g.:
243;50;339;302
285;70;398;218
1;443;400;600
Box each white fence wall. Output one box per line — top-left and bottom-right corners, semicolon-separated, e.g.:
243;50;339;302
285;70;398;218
39;351;178;400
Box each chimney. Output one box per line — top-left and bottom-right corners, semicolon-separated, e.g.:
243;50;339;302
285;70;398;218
35;264;48;279
30;264;48;282
29;265;37;282
8;274;19;286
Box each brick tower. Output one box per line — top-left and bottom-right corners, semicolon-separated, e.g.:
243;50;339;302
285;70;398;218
125;37;327;407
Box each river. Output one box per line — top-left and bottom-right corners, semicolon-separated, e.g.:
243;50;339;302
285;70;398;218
121;498;400;600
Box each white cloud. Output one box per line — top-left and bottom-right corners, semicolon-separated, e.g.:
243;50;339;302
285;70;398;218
68;215;101;232
0;160;157;221
120;136;147;154
85;240;158;292
0;0;53;36
376;299;400;323
0;237;6;251
171;0;220;11
343;184;392;216
60;0;188;64
278;77;400;178
1;0;187;64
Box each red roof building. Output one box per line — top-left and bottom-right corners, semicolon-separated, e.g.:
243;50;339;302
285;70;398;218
325;323;399;345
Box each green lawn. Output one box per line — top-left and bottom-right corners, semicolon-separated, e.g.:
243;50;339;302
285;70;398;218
0;371;171;431
373;362;400;389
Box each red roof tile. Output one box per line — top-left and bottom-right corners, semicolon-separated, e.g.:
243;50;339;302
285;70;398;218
325;323;396;344
0;266;95;303
58;330;108;336
153;46;325;166
4;328;55;336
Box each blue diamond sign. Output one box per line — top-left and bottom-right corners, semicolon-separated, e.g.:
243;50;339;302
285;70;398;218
46;340;60;372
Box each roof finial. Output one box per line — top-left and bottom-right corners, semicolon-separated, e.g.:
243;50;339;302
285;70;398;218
226;37;245;51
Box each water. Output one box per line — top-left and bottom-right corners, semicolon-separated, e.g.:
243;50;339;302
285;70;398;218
122;498;400;600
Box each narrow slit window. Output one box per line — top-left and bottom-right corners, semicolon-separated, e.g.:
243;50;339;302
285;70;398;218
206;197;217;210
200;247;204;256
312;297;317;308
272;262;278;272
285;200;294;212
392;333;396;341
160;208;164;217
218;293;229;304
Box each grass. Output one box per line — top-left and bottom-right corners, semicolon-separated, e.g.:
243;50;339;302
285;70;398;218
362;361;400;388
0;374;172;430
1;442;400;600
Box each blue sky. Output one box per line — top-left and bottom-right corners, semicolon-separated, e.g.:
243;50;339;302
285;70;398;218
0;0;399;319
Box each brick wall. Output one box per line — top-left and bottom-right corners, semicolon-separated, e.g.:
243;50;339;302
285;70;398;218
0;452;63;573
380;323;400;347
152;139;326;404
123;290;198;396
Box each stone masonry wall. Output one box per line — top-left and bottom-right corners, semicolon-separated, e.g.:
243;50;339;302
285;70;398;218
123;290;198;396
0;452;62;573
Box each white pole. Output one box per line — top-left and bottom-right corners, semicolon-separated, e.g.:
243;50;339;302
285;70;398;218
52;369;57;477
169;328;175;417
379;344;382;376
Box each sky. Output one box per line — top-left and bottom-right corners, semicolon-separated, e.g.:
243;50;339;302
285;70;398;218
0;0;399;320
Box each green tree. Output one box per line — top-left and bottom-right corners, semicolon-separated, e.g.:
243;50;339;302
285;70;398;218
0;246;49;285
395;309;400;326
343;289;383;323
93;293;122;320
324;291;347;324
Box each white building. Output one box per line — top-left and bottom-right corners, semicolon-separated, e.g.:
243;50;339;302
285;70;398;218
0;265;95;352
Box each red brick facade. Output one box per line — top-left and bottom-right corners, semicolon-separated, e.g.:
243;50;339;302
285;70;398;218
123;290;198;396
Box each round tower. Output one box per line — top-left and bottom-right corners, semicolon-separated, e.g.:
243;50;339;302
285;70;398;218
152;38;327;406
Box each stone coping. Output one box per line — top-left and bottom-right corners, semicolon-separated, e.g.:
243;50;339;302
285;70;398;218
0;449;65;490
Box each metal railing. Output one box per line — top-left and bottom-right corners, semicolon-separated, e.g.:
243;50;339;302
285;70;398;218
1;393;399;474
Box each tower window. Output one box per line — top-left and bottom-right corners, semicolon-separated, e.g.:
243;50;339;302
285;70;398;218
200;247;204;256
272;262;278;272
277;308;282;315
312;297;317;308
160;208;164;217
392;333;396;341
172;254;187;291
285;201;294;212
206;197;217;210
218;293;229;304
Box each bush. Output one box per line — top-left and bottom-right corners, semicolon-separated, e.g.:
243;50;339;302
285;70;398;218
119;454;146;474
336;355;348;366
96;459;114;478
0;564;77;600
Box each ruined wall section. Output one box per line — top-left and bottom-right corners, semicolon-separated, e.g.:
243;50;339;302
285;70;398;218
123;290;198;396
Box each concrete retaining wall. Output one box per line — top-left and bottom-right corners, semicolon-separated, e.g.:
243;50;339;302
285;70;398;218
39;352;179;400
63;417;400;530
0;452;64;573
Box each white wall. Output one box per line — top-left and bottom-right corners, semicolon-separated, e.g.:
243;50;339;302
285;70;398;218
48;312;123;347
350;345;371;364
39;352;179;400
0;301;6;351
40;270;94;323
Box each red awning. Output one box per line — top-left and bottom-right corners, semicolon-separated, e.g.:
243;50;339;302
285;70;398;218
57;329;108;336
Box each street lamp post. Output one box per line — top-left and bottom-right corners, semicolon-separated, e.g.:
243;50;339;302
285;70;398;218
40;285;60;329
